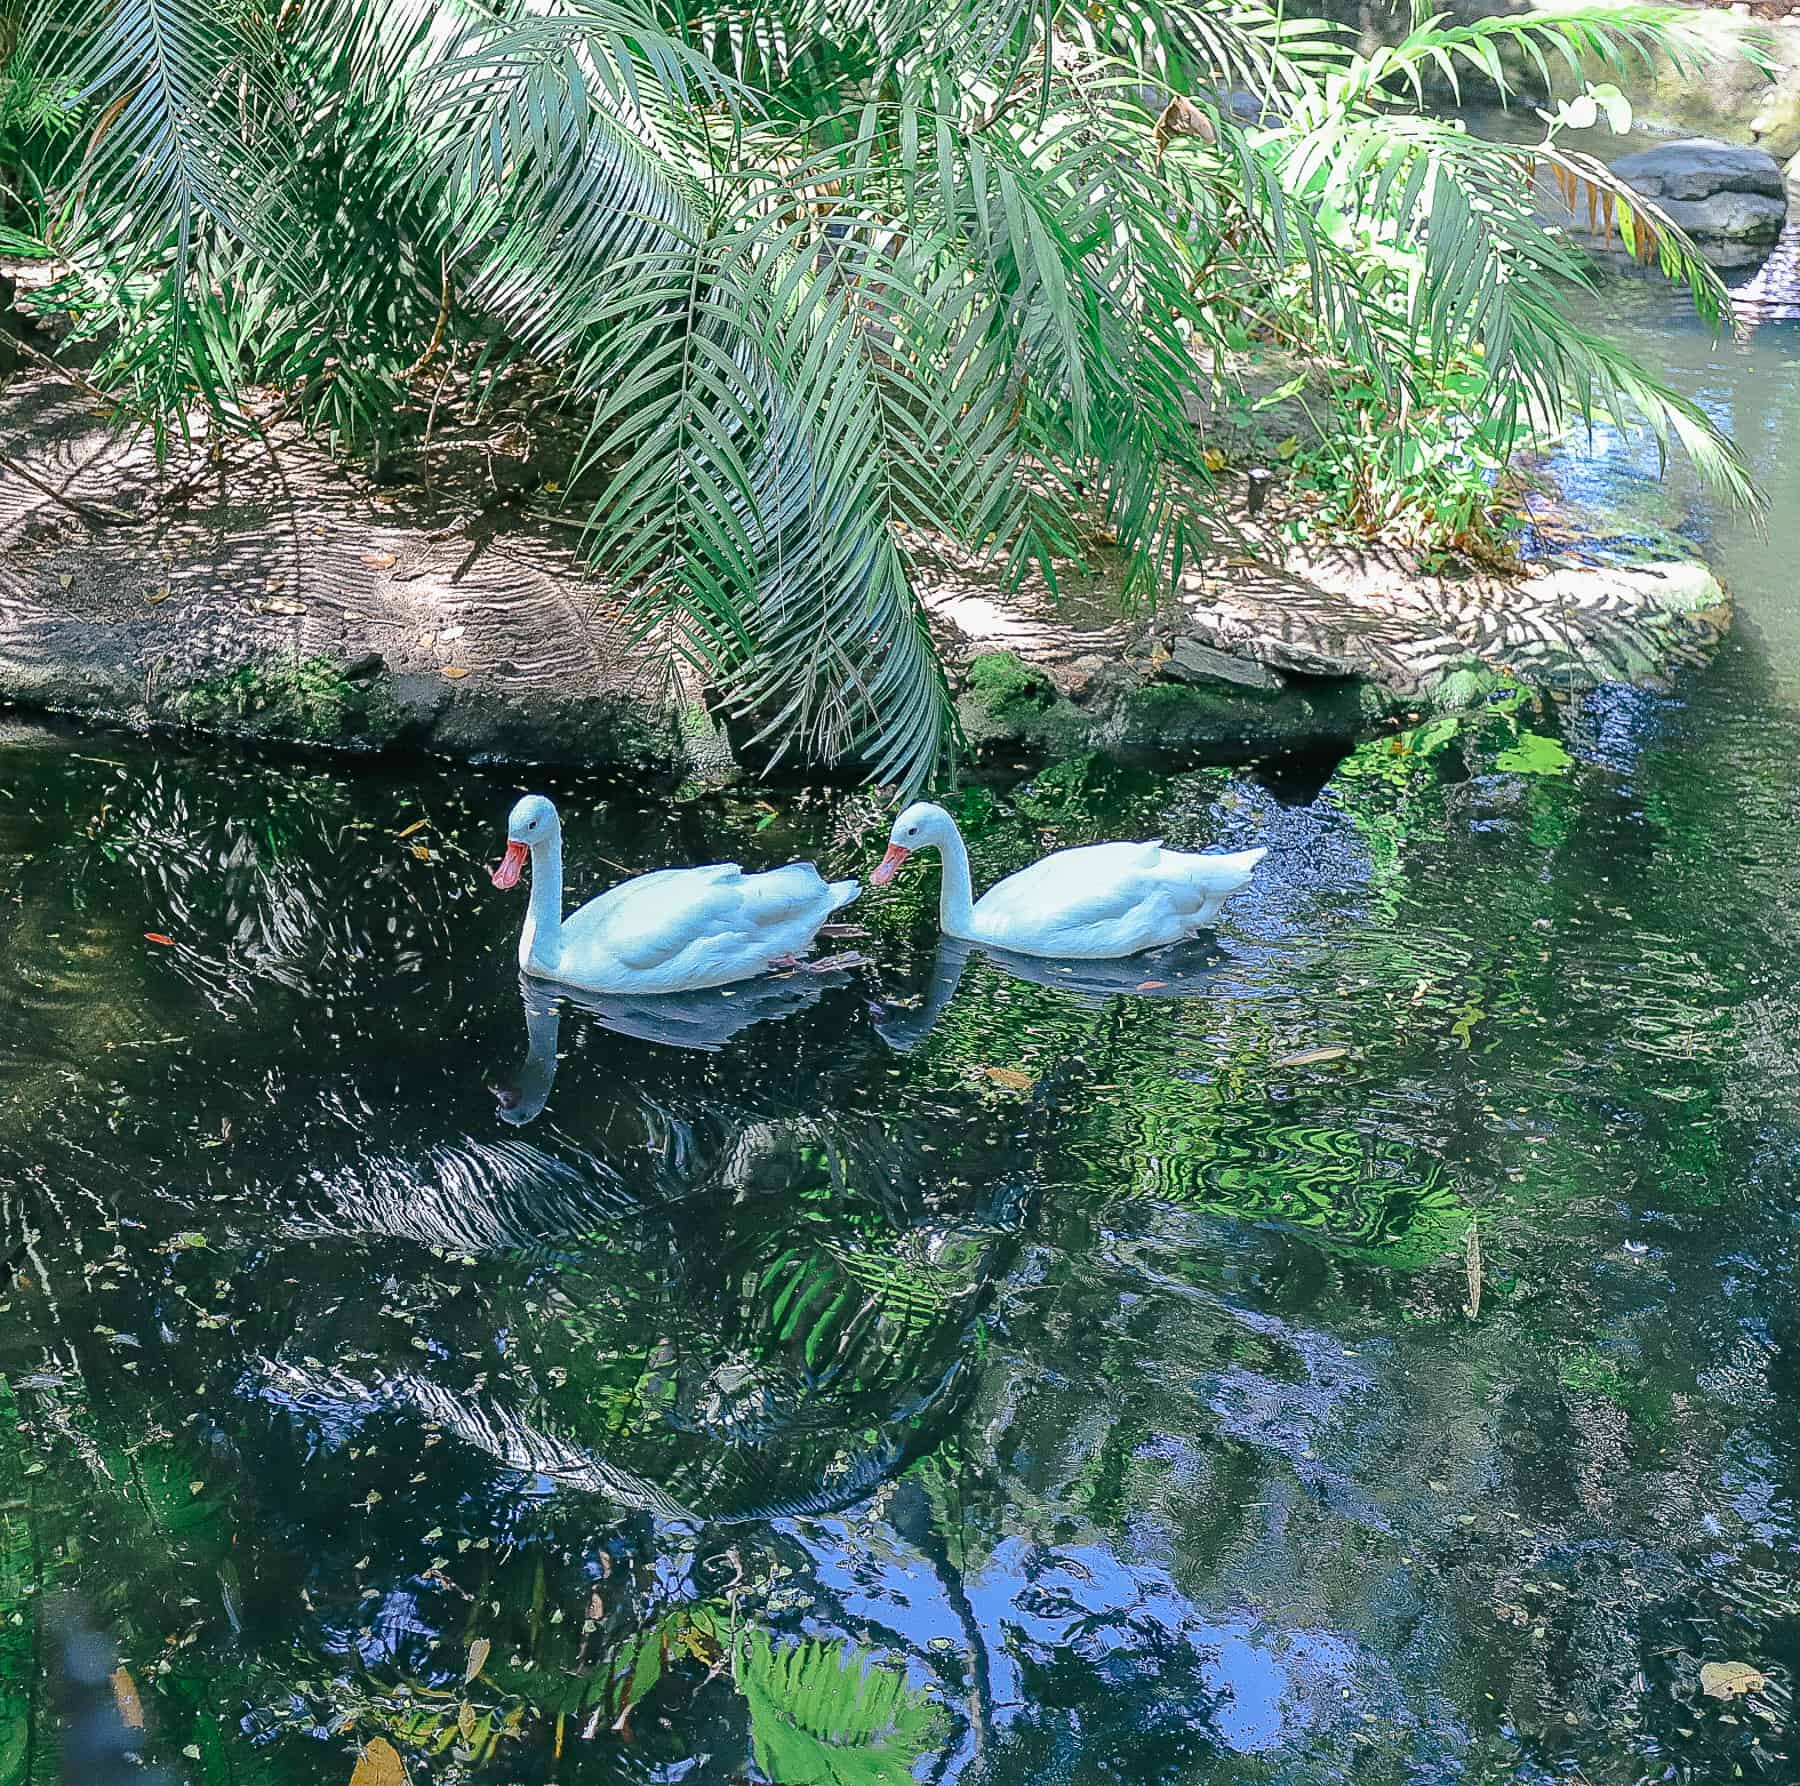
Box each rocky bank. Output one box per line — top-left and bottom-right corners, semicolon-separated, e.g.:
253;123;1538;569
0;368;1730;781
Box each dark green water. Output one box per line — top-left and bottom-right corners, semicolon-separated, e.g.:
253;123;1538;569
4;299;1800;1786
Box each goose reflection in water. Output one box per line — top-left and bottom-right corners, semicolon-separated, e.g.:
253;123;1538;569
491;959;863;1127
870;930;1230;1053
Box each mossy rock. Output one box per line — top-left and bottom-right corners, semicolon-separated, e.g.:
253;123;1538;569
964;651;1058;717
1422;660;1506;713
1108;676;1402;759
174;655;379;746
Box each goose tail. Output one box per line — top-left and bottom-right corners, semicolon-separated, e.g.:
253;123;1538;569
1186;845;1267;924
828;877;861;911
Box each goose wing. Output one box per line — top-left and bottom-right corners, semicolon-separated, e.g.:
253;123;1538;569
564;863;745;971
976;841;1166;932
730;860;839;926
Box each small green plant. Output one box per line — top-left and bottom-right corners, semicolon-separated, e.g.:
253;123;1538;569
176;655;358;739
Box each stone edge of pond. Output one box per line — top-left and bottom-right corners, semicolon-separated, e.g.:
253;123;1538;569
921;526;1731;770
0;369;1729;779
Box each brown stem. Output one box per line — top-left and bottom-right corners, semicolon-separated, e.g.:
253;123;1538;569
0;322;114;407
0;451;135;524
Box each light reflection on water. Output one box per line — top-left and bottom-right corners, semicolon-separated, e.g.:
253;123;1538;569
3;291;1800;1784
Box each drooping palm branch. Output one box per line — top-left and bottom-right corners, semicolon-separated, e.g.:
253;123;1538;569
0;0;1763;786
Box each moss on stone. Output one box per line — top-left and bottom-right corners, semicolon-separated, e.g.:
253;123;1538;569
1114;677;1378;757
1421;661;1504;713
175;655;367;743
964;651;1057;716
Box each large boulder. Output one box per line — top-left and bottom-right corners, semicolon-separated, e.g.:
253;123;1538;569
1617;139;1788;266
1542;137;1788;269
1611;138;1789;205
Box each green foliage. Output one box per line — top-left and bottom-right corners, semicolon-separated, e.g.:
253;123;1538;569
0;0;1762;786
964;651;1056;717
737;1631;945;1786
175;655;359;739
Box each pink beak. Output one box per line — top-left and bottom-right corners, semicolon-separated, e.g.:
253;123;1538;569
870;843;911;887
491;839;528;890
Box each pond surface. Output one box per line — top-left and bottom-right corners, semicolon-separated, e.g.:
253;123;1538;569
4;287;1800;1786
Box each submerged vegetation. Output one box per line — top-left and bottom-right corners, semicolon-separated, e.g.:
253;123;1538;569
0;0;1762;785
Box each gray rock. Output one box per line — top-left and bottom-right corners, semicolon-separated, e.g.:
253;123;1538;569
1539;136;1788;269
1162;636;1287;693
1658;189;1787;252
1610;138;1787;203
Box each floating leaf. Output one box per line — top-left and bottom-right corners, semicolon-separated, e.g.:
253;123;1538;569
411;845;432;861
144;933;174;947
1464;1217;1482;1320
458;1701;478;1743
1700;1661;1766;1699
110;1666;144;1729
349;1736;409;1785
1274;1046;1349;1067
1493;733;1573;776
465;1637;490;1682
396;820;428;839
978;1066;1035;1092
1136;980;1168;991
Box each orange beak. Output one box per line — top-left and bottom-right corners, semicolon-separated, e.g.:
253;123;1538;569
491;840;528;890
870;843;911;887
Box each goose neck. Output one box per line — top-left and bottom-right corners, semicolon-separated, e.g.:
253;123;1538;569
521;827;564;973
936;821;977;937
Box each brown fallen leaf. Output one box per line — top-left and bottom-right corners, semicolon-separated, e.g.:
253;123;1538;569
1136;980;1168;992
362;551;398;569
110;1665;145;1729
1274;1046;1349;1067
1700;1660;1766;1699
440;666;470;680
978;1066;1035;1092
465;1636;490;1682
58;573;72;590
1152;95;1216;157
411;844;432;861
144;933;174;947
458;1700;478;1743
146;588;171;606
349;1735;409;1786
255;597;306;616
396;820;428;839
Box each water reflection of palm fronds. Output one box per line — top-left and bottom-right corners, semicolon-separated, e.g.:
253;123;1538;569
737;1628;948;1786
284;1138;644;1255
1118;1116;1471;1269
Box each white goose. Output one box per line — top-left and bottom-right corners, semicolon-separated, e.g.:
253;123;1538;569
870;801;1266;958
491;796;859;994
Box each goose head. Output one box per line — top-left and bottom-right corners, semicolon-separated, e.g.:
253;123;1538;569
491;794;558;890
870;801;956;886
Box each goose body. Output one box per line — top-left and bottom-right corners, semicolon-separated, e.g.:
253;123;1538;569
870;801;1265;959
491;796;858;995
